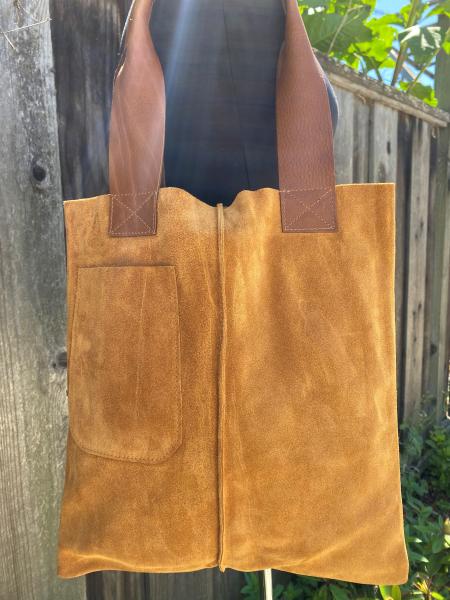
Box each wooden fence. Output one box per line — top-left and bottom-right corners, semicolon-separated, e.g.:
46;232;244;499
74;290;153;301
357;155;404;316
1;1;449;599
320;54;450;425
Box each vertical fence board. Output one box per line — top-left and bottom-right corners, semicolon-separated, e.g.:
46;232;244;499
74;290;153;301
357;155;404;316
370;105;402;412
333;88;354;183
211;569;246;600
86;572;147;600
146;570;244;600
370;104;399;183
425;22;450;421
403;121;432;420
426;131;450;420
353;96;371;183
435;141;450;418
395;115;413;420
50;0;129;201
422;132;439;410
0;2;85;599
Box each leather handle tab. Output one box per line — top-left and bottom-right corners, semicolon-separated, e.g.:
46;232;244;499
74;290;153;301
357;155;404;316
277;0;337;232
108;0;337;236
108;0;164;236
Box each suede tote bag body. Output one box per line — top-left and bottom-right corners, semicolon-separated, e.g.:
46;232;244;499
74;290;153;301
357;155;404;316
57;0;409;585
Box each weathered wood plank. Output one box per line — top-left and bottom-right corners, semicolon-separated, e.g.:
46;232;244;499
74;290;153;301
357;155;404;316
333;87;354;184
370;103;399;183
423;15;450;422
370;104;403;413
352;96;371;183
0;1;85;599
86;568;246;600
210;569;246;600
146;569;245;600
395;115;413;421
403;120;432;421
422;132;439;412
86;572;147;600
50;0;129;200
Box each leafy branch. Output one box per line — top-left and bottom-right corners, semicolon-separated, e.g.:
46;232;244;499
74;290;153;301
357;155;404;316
391;0;422;85
298;0;450;107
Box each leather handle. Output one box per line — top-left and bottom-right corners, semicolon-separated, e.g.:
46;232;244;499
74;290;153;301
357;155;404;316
108;0;337;236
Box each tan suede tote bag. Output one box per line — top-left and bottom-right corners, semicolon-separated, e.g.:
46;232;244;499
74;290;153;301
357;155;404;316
57;0;409;585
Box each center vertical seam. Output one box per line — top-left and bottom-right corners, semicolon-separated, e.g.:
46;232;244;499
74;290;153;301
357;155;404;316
217;202;227;572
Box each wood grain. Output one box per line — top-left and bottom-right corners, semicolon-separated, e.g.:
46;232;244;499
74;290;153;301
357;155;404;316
403;120;432;420
50;0;130;201
395;114;413;420
0;1;85;598
370;103;399;183
352;96;371;183
423;16;450;422
333;88;354;184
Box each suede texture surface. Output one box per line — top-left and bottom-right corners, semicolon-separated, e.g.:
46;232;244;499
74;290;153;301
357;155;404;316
58;183;409;584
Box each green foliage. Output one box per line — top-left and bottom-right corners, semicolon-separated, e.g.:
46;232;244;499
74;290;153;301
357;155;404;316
422;425;450;513
379;585;402;600
398;420;450;599
399;80;437;106
241;573;260;600
297;0;450;107
240;416;450;600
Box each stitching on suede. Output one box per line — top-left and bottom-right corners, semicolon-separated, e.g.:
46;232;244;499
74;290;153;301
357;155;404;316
67;265;183;464
66;266;81;405
286;189;333;229
280;186;332;193
216;204;227;568
110;194;151;235
69;429;182;464
110;192;157;196
281;186;331;230
109;230;156;236
281;186;336;231
282;187;332;228
134;270;148;415
282;190;334;231
284;188;333;230
110;192;157;234
108;186;337;233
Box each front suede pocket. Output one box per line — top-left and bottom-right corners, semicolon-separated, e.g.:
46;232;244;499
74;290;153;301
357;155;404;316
68;265;182;463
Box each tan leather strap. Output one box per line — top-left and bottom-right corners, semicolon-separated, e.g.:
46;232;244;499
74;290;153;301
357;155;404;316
108;0;337;236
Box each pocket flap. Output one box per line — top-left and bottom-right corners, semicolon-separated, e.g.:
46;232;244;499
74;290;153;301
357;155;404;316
68;265;182;463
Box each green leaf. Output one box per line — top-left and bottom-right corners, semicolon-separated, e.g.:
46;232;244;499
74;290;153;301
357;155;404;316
284;582;302;600
398;25;443;63
430;593;445;600
431;536;443;553
379;586;393;600
273;583;285;599
298;0;333;8
370;13;403;28
428;0;450;18
399;4;414;26
442;35;450;55
407;547;432;562
329;584;351;600
315;585;329;600
409;83;438;107
302;6;372;55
